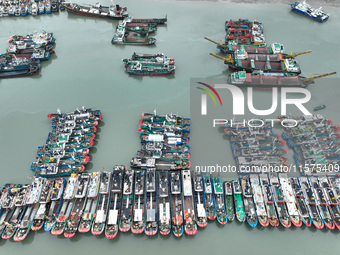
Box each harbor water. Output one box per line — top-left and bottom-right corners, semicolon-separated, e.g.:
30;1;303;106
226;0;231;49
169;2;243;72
0;0;340;254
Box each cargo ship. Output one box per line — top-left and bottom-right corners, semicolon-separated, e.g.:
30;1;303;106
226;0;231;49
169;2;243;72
228;70;336;88
259;174;279;227
131;170;145;234
250;174;268;227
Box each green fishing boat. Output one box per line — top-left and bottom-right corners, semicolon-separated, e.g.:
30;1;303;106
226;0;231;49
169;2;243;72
232;180;245;222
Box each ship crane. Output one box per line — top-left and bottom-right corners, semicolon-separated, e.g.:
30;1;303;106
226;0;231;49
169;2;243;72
283;50;312;59
204;37;226;49
302;72;337;85
209;53;233;64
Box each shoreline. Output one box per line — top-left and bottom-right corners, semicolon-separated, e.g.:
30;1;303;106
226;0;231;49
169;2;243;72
162;0;339;7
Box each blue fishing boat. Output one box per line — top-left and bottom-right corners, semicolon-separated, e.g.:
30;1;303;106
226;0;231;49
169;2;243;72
290;1;329;22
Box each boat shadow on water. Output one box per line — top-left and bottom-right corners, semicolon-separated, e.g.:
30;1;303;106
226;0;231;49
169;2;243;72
127;73;176;83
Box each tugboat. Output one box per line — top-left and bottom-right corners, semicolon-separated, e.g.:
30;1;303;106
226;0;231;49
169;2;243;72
91;171;111;235
131;170;145;234
181;170;197;235
232;179;246;222
212;173;227;225
145;168;158;235
31;179;54;231
105;166;124;238
299;177;324;229
193;171;207;227
170;171;184;237
223;181;235;222
203;172;216;220
64;173;89;238
44;178;66;231
62;2;128;19
290;1;329;22
289;178;312;227
271;176;291;228
119;169;134;233
250;174;269;227
259;174;279;227
158;171;171;235
279;173;302;227
78;172;100;233
309;176;334;230
241;176;257;227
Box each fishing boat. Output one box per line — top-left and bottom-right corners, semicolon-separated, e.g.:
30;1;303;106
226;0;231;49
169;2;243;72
0;185;20;236
299;177;324;229
241;176;257;227
232;180;246;222
270;176;291;228
62;2;128;19
78;172;100;233
327;177;340;229
63;173;89;238
181;170;197;235
141;111;190;126
203;172;216;220
158;171;171;235
124;16;167;25
279;173;302;227
259;174;279;227
131;170;145;234
44;178;66;231
31;180;54;231
170;171;184;237
212;173;227;225
51;174;78;235
193;171;207;227
119;169;134;233
314;105;326;111
250;175;269;227
1;185;30;239
291;1;329;22
105;166;124;238
309;176;334;230
91;171;111;235
13;204;39;241
223;181;235;222
228;70;336;88
145;168;158;235
289;178;312;227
